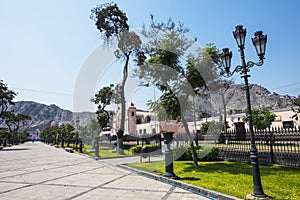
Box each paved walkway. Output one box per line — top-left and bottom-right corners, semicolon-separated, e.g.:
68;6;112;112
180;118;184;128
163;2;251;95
0;142;211;200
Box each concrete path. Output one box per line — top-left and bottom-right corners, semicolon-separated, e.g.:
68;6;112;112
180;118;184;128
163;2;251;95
0;142;211;200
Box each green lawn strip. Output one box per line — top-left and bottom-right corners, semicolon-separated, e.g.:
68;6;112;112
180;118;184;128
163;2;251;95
99;147;130;157
82;145;94;156
82;145;130;157
127;161;300;199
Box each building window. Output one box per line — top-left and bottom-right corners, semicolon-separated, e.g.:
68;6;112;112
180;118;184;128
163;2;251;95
282;121;294;129
131;111;135;117
145;116;151;123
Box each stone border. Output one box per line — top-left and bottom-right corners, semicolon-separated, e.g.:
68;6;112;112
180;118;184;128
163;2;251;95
118;164;242;200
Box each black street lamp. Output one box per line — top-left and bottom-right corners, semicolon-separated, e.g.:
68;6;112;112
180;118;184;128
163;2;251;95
162;131;178;179
221;25;268;198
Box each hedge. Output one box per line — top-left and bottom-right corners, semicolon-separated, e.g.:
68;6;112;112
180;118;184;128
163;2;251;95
173;146;219;161
129;144;159;155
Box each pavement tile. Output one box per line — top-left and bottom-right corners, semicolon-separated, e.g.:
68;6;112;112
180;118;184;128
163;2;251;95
0;142;213;200
0;184;89;200
46;173;125;187
83;166;128;175
0;171;74;184
0;170;31;178
71;187;166;200
0;182;30;193
104;173;172;192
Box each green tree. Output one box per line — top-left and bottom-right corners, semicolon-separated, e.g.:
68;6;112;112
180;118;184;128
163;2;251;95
199;121;224;142
90;2;144;154
40;126;57;144
78;124;91;138
64;123;75;146
137;18;220;168
88;119;101;137
243;109;276;130
0;80;16;119
186;43;222;91
2;111;31;144
91;84;115;130
0;129;12;147
91;84;117;156
2;111;31;133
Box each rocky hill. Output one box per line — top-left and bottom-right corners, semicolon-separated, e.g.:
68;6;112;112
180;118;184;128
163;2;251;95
8;101;96;132
194;84;295;116
224;84;294;112
5;84;297;132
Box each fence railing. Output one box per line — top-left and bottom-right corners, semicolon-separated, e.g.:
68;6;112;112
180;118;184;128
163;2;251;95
216;127;300;167
81;133;162;150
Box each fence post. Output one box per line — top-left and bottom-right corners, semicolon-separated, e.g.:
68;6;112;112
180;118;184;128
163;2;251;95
79;141;83;153
94;136;100;157
269;131;274;164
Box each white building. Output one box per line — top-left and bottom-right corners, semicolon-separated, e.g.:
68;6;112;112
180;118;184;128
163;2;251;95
111;102;300;136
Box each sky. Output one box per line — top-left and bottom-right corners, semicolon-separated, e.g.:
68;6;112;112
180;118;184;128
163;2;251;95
1;0;300;112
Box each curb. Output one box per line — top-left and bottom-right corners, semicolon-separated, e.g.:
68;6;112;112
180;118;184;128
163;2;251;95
118;164;242;200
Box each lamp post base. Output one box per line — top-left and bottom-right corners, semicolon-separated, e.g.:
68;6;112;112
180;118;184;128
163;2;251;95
93;155;100;160
246;194;271;200
163;172;179;179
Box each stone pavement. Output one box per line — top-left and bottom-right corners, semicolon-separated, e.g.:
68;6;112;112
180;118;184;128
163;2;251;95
0;142;212;200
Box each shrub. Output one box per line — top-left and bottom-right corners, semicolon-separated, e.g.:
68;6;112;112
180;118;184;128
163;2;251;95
198;146;219;161
173;146;200;161
129;144;158;155
173;146;219;161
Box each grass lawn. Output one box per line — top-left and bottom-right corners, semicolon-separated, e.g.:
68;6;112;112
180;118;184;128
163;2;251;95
127;161;300;199
82;145;130;157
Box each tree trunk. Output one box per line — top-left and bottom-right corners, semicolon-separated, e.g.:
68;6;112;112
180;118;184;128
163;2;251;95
117;54;130;154
181;116;199;168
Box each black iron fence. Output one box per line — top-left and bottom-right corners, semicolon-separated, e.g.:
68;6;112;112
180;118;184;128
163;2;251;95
216;127;300;167
81;133;162;150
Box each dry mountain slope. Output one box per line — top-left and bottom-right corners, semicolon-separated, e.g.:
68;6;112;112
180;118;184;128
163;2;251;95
8;101;96;132
7;84;297;132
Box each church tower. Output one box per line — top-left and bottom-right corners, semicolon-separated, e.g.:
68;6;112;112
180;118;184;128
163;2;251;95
127;102;137;134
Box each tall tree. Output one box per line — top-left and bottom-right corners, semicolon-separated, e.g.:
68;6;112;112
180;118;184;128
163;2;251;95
187;44;231;140
137;17;221;167
0;80;16;119
90;2;144;154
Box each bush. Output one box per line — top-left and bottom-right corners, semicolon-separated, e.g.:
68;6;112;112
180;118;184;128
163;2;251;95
173;146;200;161
172;146;188;160
199;146;219;161
173;146;219;161
129;144;158;155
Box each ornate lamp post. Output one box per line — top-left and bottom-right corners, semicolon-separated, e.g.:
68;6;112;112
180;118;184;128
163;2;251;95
162;131;178;179
221;25;268;198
